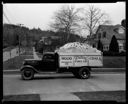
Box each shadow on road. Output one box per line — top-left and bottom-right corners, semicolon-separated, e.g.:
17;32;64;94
33;76;75;80
19;75;98;80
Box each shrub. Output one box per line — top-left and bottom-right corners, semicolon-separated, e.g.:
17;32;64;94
109;35;119;53
97;39;103;52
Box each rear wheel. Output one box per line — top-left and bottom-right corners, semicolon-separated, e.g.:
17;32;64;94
78;67;91;79
21;68;34;80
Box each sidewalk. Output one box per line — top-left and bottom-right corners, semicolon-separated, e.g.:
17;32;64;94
33;47;41;59
2;93;81;101
40;93;80;101
3;91;125;101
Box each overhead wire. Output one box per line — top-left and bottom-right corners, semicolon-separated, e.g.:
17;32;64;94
3;11;11;24
3;4;12;24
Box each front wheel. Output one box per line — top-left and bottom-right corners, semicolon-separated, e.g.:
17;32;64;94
78;67;91;79
21;68;34;80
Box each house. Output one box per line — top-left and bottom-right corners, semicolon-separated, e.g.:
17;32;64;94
88;25;125;52
40;36;60;45
86;34;97;47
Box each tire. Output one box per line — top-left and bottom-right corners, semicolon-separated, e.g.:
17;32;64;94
78;67;91;79
21;68;34;80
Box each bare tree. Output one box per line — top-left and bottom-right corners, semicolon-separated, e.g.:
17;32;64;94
50;5;82;42
81;5;111;36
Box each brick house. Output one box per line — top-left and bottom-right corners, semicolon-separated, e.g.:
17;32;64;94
88;25;125;52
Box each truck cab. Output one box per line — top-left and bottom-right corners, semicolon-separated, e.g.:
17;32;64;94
38;52;57;72
22;52;58;71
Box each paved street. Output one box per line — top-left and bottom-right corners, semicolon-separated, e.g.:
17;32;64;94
3;73;125;97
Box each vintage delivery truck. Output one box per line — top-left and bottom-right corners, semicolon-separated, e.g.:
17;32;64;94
20;42;103;80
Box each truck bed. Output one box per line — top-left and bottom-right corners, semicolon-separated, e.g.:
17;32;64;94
59;54;103;68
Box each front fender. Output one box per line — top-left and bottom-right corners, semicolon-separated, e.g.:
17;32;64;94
20;65;39;73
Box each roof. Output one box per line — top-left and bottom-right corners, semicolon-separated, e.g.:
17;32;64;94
96;25;125;40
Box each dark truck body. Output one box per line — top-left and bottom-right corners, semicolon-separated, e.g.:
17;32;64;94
23;52;58;72
20;52;102;80
22;52;68;73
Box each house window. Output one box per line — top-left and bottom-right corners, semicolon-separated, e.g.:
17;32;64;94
123;43;126;50
106;46;109;50
98;33;101;39
93;44;95;47
103;32;106;38
103;46;106;50
119;46;123;50
118;28;124;34
103;45;109;51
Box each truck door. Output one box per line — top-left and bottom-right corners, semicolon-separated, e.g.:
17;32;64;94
41;54;56;72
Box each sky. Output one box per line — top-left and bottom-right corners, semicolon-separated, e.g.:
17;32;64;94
3;2;126;37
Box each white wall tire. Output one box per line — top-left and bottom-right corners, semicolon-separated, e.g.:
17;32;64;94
21;68;34;80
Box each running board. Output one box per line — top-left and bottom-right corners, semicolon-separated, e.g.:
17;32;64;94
37;72;57;74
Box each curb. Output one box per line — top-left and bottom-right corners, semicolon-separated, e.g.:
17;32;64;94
91;68;125;72
3;70;20;74
3;68;125;74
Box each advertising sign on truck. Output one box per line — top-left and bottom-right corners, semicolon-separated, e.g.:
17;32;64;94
74;56;88;66
57;42;103;68
59;55;103;67
59;56;73;67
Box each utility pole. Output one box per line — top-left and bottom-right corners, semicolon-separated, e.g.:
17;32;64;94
17;23;23;55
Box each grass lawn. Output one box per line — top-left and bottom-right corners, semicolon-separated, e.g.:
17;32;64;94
73;90;126;102
103;56;126;68
3;46;16;52
3;55;33;70
3;94;40;101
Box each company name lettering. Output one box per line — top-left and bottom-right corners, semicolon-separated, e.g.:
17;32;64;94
61;57;72;60
89;56;101;60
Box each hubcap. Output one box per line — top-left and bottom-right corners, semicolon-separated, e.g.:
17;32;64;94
82;71;87;77
24;70;31;77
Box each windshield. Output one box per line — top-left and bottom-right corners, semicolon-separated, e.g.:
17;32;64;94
43;54;55;60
